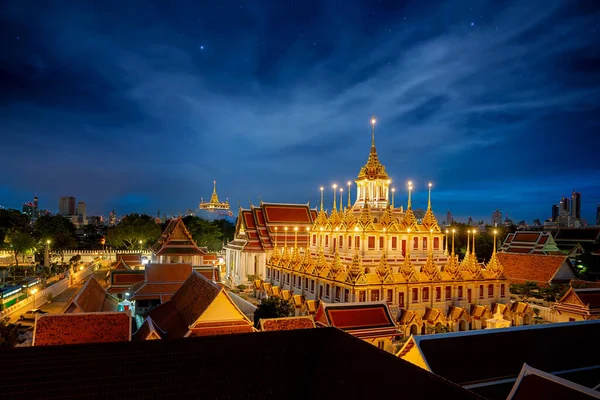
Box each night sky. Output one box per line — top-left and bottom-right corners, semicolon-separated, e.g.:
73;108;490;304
2;1;600;223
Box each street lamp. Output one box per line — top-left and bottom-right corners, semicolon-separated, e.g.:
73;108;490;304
44;240;51;274
139;240;143;250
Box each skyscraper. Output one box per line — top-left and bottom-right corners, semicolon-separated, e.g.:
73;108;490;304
596;204;600;226
571;189;581;221
551;204;559;222
77;201;87;223
491;209;502;226
446;210;453;226
561;197;570;214
59;196;76;215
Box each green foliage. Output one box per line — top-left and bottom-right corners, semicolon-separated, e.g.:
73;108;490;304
33;215;77;264
182;216;235;251
4;229;36;267
237;284;247;291
69;254;82;264
0;208;32;249
0;317;18;348
509;281;540;300
253;297;294;328
106;214;161;250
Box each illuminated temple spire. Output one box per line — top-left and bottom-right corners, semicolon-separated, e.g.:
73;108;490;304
198;180;232;216
422;182;439;231
399;228;418;281
421;229;441;280
486;229;504;278
358;117;389;180
402;181;417;227
459;230;471;271
314;186;328;228
444;228;461;279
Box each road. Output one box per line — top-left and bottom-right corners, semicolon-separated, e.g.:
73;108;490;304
9;285;82;324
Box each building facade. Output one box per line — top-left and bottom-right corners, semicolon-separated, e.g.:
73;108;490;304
491;209;502;226
59;196;76;216
263;119;509;333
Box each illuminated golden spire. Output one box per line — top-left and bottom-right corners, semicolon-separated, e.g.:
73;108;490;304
399;228;418;281
314;186;328;228
291;227;301;267
339;188;344;212
391;187;396;209
443;228;460;279
347;181;352;209
486;229;504;278
348;244;362;278
269;227;281;265
376;251;391;280
407;181;413;209
459;229;471;272
422;229;441;280
444;229;449;256
332;184;337;211
331;248;343;277
357;117;389;181
210;180;219;203
281;227;290;266
422;182;439;230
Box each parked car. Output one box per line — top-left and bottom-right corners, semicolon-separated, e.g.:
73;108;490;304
19;309;47;321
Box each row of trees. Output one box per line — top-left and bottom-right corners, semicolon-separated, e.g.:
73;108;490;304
105;214;235;251
0;209;77;268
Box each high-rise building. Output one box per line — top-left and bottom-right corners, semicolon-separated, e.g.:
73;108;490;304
59;196;76;215
571;190;581;221
77;201;87;224
109;209;117;226
596;204;600;226
446;210;453;226
491;209;502;226
551;204;559;222
560;197;570;214
22;195;40;219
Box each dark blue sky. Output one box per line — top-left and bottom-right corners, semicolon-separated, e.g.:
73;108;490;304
1;0;599;223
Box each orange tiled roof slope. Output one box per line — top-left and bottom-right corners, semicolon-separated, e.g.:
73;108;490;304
152;217;207;256
131;263;193;302
228;202;315;252
63;276;119;313
33;312;131;346
143;271;254;339
260;316;316;332
495;253;576;286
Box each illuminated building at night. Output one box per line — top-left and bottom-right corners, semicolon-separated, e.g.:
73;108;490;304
261;118;512;335
199;180;233;216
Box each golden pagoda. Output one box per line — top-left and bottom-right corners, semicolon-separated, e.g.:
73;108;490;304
199;181;233;216
262;117;510;337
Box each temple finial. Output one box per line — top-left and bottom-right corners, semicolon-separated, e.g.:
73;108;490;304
371;116;376;147
332;184;338;211
427;182;433;210
347;181;352;208
213;180;217;194
319;186;324;211
407;181;413;209
339;188;344;211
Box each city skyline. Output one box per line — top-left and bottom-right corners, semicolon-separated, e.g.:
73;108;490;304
2;1;600;222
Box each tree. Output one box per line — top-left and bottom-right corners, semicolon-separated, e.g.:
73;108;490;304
4;229;36;268
510;281;540;301
106;214;161;250
182;216;224;251
0;317;18;348
34;215;77;266
253;297;294;328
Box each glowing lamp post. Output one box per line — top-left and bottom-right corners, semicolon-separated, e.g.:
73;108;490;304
31;288;38;309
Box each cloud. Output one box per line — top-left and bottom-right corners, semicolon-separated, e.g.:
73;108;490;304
1;0;599;222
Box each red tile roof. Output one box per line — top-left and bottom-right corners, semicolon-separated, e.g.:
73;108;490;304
496;253;575;286
145;272;253;339
262;203;312;224
315;301;399;339
260;316;316;331
118;254;142;265
145;263;192;283
33;312;131;346
64;276;119;313
514;232;543;243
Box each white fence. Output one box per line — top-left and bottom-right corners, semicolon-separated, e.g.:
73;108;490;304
0;262;97;319
526;303;559;323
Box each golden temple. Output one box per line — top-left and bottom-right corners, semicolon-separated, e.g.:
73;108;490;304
260;117;510;336
199;181;233;216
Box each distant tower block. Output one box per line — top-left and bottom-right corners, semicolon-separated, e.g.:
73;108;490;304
199;181;233;217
